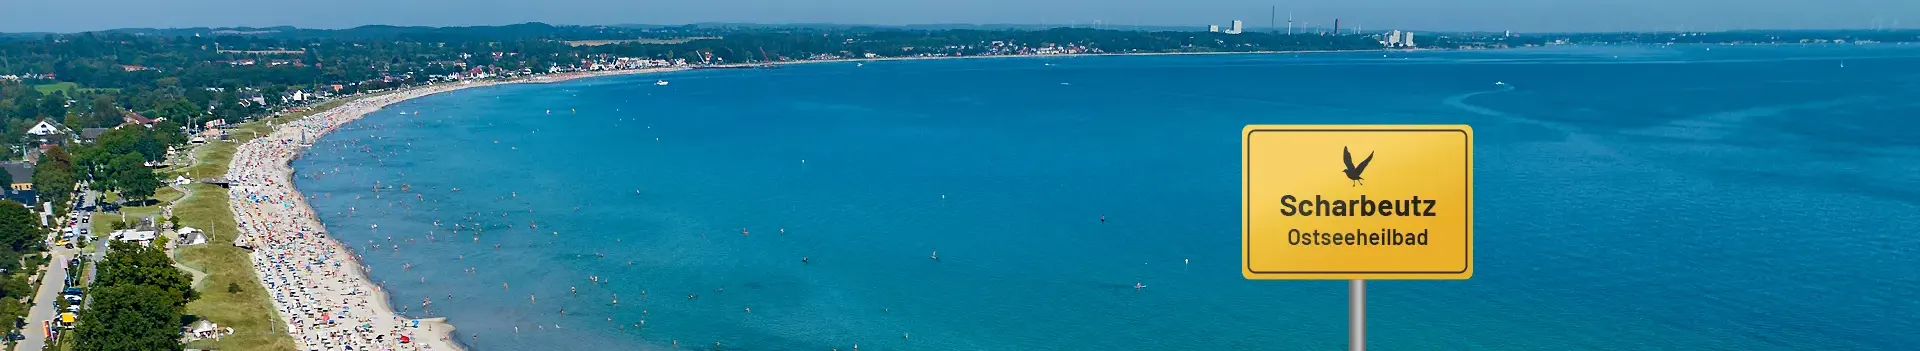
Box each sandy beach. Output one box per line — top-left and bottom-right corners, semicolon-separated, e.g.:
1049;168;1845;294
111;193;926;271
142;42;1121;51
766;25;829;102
222;67;682;351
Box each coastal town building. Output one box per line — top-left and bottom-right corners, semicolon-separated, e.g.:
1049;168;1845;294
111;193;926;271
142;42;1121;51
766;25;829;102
122;112;158;128
78;128;112;144
26;120;69;137
0;161;35;206
109;229;158;245
1205;21;1243;34
1382;30;1417;48
1;161;33;191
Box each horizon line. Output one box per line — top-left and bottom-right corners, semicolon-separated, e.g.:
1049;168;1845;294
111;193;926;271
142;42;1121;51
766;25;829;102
5;21;1917;36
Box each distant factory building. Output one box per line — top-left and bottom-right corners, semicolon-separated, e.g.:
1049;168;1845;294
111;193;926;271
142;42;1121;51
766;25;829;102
1209;25;1220;32
1227;20;1245;34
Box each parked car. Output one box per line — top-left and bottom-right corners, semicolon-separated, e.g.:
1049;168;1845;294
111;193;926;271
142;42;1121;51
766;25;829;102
4;332;23;341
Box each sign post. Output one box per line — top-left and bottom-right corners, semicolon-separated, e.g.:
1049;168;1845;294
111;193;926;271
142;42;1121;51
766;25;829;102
1241;125;1475;350
1350;279;1364;351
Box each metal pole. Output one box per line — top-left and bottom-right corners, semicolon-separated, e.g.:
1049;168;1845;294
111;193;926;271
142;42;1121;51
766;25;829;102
1350;279;1366;351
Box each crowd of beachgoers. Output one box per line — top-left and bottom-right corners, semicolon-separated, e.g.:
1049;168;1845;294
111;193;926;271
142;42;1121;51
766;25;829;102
229;82;484;351
222;68;676;351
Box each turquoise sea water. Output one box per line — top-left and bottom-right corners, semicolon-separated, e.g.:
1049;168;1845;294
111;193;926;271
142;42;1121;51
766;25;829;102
291;45;1920;350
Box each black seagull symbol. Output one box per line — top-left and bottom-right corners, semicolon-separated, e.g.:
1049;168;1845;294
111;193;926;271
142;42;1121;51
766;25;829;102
1342;146;1374;187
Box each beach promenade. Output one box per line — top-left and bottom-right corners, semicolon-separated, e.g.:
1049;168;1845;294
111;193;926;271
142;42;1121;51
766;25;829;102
221;68;678;351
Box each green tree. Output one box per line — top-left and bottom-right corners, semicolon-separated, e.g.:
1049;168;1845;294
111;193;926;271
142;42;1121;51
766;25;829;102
0;275;28;299
74;242;196;351
0;250;16;273
39;90;68;120
70;144;112;183
108;153;159;203
95;241;197;305
0;300;24;327
11;95;38;120
85;95;121;128
0;200;38;252
155;100;198;123
74;284;186;351
150;120;187;146
31;145;76;213
94;127;165;162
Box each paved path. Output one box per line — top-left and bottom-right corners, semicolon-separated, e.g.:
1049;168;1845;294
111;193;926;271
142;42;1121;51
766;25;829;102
167;183;209;290
16;249;72;351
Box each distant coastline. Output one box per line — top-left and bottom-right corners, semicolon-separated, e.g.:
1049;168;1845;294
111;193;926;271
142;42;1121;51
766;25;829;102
697;48;1405;69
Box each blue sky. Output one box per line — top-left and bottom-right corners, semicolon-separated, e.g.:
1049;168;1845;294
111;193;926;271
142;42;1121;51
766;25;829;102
3;0;1915;33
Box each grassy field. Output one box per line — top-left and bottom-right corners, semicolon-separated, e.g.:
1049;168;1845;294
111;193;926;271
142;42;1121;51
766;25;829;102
184;142;237;179
32;82;75;95
154;186;185;204
175;182;296;351
31;82;116;95
171;99;359;351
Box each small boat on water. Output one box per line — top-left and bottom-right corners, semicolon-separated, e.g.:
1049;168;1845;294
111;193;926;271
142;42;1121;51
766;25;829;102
654;80;669;86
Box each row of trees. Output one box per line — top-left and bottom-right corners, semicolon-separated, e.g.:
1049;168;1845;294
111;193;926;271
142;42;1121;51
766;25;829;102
28;122;183;216
75;242;198;351
0;199;43;330
75;125;182;202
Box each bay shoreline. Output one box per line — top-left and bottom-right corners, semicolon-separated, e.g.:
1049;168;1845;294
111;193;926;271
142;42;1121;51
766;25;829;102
236;48;1402;350
226;67;685;351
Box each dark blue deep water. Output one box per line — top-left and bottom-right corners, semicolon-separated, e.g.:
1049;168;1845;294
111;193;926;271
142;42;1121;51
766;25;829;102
292;45;1920;350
